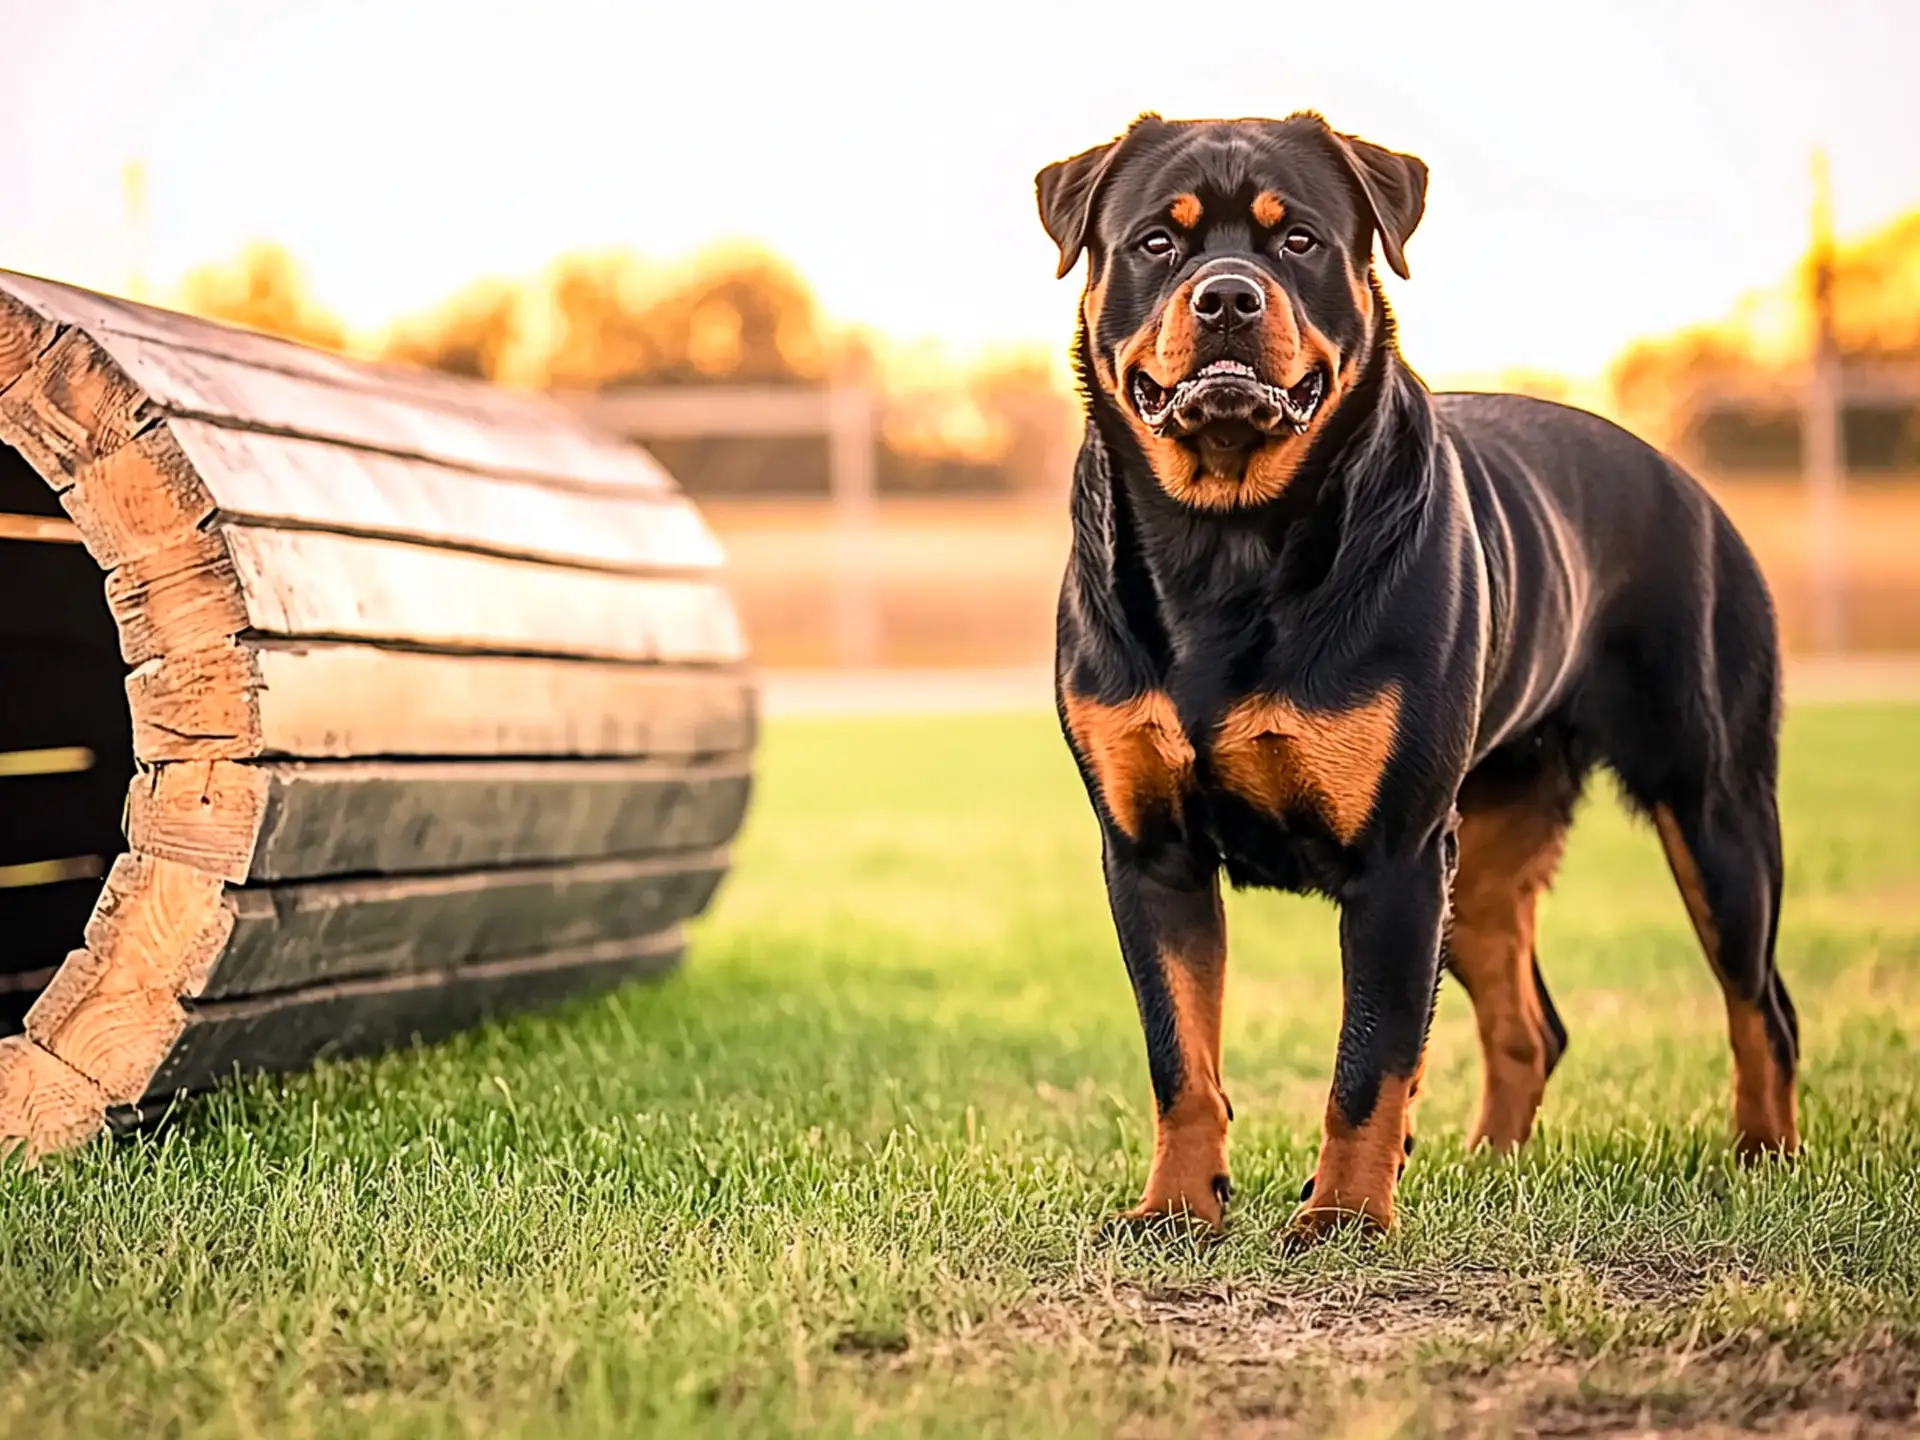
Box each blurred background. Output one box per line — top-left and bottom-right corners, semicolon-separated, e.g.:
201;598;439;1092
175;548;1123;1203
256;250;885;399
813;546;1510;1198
6;0;1918;672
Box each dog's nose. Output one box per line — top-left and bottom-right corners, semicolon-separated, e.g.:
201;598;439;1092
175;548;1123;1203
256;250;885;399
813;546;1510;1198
1190;273;1266;332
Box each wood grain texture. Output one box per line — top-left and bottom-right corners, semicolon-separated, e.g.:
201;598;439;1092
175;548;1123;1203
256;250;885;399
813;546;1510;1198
0;328;153;480
98;525;744;668
23;855;233;1107
122;761;271;884
59;424;217;567
139;930;685;1101
0;271;669;492
128;643;756;763
207;848;727;996
126;754;751;882
222;526;746;664
0;287;60;393
167;420;723;572
105;530;246;665
0;1036;108;1162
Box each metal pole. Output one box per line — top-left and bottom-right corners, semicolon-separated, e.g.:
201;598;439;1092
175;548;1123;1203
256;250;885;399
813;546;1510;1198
827;357;881;669
1804;150;1846;653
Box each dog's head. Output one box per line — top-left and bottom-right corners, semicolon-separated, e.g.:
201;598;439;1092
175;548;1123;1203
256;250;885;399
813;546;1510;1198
1038;114;1427;510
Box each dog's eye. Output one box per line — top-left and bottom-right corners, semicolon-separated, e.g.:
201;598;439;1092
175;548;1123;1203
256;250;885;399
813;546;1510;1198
1280;229;1317;255
1140;230;1178;258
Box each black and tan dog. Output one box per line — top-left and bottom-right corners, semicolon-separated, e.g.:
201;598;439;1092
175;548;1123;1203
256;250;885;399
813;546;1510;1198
1037;113;1799;1244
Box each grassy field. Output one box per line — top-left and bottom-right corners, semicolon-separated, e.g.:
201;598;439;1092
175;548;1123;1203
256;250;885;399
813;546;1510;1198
4;705;1919;1437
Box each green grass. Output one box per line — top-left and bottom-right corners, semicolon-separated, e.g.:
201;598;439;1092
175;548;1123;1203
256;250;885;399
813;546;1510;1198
5;705;1920;1437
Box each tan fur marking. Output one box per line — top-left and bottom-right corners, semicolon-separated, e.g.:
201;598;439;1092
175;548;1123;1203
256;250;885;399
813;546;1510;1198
1450;804;1568;1151
1211;688;1402;844
1652;805;1799;1156
1124;885;1231;1230
1349;260;1375;324
1252;191;1287;228
1061;690;1195;840
1169;192;1203;229
1291;1073;1416;1238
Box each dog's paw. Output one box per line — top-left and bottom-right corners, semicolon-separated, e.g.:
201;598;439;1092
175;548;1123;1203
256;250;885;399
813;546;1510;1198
1282;1192;1391;1252
1107;1173;1231;1236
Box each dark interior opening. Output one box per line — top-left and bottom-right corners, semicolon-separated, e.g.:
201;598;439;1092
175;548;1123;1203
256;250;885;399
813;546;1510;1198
1;443;134;1035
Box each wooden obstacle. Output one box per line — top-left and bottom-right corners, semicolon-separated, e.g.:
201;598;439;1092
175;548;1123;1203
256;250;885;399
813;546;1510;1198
0;271;755;1159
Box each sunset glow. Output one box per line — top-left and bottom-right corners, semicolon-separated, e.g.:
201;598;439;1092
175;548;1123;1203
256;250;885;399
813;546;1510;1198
2;0;1917;389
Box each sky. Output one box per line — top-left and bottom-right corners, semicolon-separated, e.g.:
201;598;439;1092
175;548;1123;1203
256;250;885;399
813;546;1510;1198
2;0;1917;388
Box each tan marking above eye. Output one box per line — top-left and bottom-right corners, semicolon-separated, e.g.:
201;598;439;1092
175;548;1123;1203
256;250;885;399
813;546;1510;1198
1252;191;1287;228
1170;193;1203;228
1061;689;1195;839
1211;688;1402;843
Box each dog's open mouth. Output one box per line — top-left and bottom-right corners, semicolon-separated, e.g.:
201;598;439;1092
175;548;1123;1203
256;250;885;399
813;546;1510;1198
1129;359;1325;442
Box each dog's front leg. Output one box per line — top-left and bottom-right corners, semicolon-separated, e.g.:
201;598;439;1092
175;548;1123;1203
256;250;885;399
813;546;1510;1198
1102;842;1232;1231
1290;836;1450;1243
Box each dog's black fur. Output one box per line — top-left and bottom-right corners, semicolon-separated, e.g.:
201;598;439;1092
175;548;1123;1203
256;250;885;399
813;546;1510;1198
1037;113;1799;1241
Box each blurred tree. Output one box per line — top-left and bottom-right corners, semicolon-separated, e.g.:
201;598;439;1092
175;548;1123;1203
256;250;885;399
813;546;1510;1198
381;278;525;381
544;246;826;389
177;243;347;353
1611;206;1920;458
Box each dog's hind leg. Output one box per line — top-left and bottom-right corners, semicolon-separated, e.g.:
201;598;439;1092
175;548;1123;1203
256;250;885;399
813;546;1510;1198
1448;752;1579;1152
1652;794;1799;1157
1591;504;1799;1159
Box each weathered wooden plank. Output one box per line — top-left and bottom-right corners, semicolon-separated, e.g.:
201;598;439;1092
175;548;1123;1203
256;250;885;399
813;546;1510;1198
206;848;727;996
0;513;80;543
127;755;751;883
100;525;745;668
0;271;669;492
0;1036;108;1162
0;288;60;393
122;761;270;884
128;643;756;763
59;424;216;567
224;527;746;664
139;931;684;1100
167;420;723;572
23;853;235;1104
0;327;155;480
105;530;247;665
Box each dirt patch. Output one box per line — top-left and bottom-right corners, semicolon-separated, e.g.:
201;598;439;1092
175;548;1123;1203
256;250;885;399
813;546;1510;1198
832;1269;1918;1439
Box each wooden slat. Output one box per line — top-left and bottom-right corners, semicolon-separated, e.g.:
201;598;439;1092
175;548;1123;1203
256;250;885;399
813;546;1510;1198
0;745;94;778
0;271;670;492
219;527;744;665
167;420;724;573
0;513;81;543
0;1036;107;1161
0;326;155;480
57;422;217;567
137;931;684;1101
0;288;60;393
101;526;746;667
110;334;661;488
23;853;234;1103
127;643;756;763
127;755;751;883
205;849;727;996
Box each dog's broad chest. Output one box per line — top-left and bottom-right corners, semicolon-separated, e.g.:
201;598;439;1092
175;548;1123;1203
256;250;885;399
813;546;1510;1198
1062;684;1403;852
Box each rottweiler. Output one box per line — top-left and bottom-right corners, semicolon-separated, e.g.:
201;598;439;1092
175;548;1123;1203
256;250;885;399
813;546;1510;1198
1036;112;1798;1244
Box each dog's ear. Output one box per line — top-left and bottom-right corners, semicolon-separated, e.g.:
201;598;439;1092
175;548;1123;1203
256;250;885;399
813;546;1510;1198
1329;132;1428;281
1036;139;1124;280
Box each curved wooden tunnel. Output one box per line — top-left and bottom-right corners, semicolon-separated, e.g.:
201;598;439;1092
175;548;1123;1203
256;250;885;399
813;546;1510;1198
0;271;756;1160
